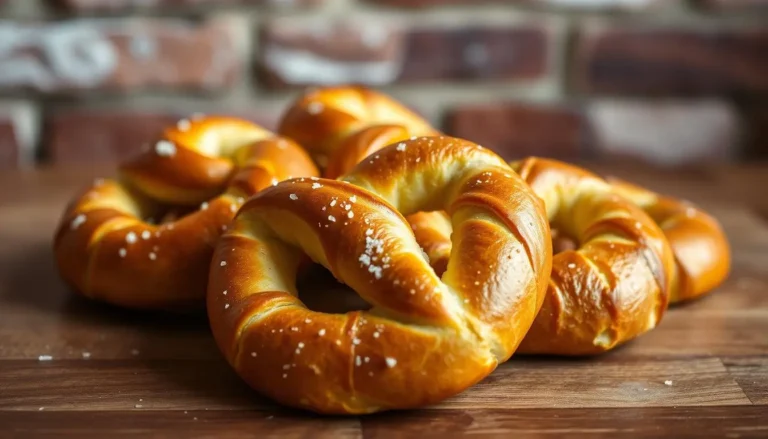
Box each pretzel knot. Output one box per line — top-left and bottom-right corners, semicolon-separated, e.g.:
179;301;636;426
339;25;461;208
53;116;318;310
207;137;552;414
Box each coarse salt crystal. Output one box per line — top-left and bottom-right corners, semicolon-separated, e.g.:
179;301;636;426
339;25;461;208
141;230;151;240
308;102;324;114
200;202;209;210
328;215;336;222
38;355;52;361
155;140;176;157
385;357;397;368
177;119;191;131
220;261;227;267
289;194;298;201
148;252;157;260
119;248;127;258
70;214;86;230
396;143;406;151
224;304;230;309
312;183;322;189
318;329;326;336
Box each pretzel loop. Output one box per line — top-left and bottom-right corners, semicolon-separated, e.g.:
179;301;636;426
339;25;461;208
54;117;319;310
207;137;552;414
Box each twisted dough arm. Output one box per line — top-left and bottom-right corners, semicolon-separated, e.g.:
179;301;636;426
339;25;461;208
606;178;731;303
207;137;552;414
54;117;319;310
120;117;275;206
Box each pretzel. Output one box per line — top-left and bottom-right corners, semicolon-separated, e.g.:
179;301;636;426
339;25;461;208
606;178;731;303
53;116;319;310
510;158;676;355
207;137;553;414
278;85;440;171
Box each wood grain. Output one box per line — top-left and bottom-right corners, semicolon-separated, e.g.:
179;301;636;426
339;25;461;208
0;164;766;436
362;407;768;439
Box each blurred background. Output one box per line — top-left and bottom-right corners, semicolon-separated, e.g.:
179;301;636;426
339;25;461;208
0;0;766;170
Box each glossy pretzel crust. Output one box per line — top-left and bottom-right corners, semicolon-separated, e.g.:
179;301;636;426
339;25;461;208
207;138;552;414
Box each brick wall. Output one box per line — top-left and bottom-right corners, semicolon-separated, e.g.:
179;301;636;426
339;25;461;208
0;0;766;169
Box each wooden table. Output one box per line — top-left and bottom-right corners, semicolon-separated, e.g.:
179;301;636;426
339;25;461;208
1;164;767;438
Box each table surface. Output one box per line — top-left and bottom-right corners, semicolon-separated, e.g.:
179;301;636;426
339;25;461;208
0;163;767;438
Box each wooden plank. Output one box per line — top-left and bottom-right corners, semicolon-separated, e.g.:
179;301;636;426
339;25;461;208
725;357;768;405
437;357;750;409
0;357;750;411
0;360;264;411
0;410;362;439
361;406;768;439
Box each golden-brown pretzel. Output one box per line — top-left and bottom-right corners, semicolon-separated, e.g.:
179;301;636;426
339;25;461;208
510;158;676;355
53;116;319;310
207;137;552;414
606;178;731;303
278;86;439;170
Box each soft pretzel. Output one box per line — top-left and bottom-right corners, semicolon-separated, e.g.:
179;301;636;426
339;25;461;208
277;85;439;171
510;158;676;355
207;137;552;414
606;178;731;303
54;116;319;310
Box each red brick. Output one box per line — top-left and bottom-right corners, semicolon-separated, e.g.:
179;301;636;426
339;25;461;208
368;0;664;8
574;27;768;95
587;101;740;165
45;109;278;164
695;0;768;9
51;0;323;11
0;18;239;94
0;103;37;169
445;103;588;161
258;20;549;88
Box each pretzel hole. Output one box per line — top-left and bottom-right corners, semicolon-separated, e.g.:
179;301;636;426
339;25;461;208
551;228;579;254
296;264;373;314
